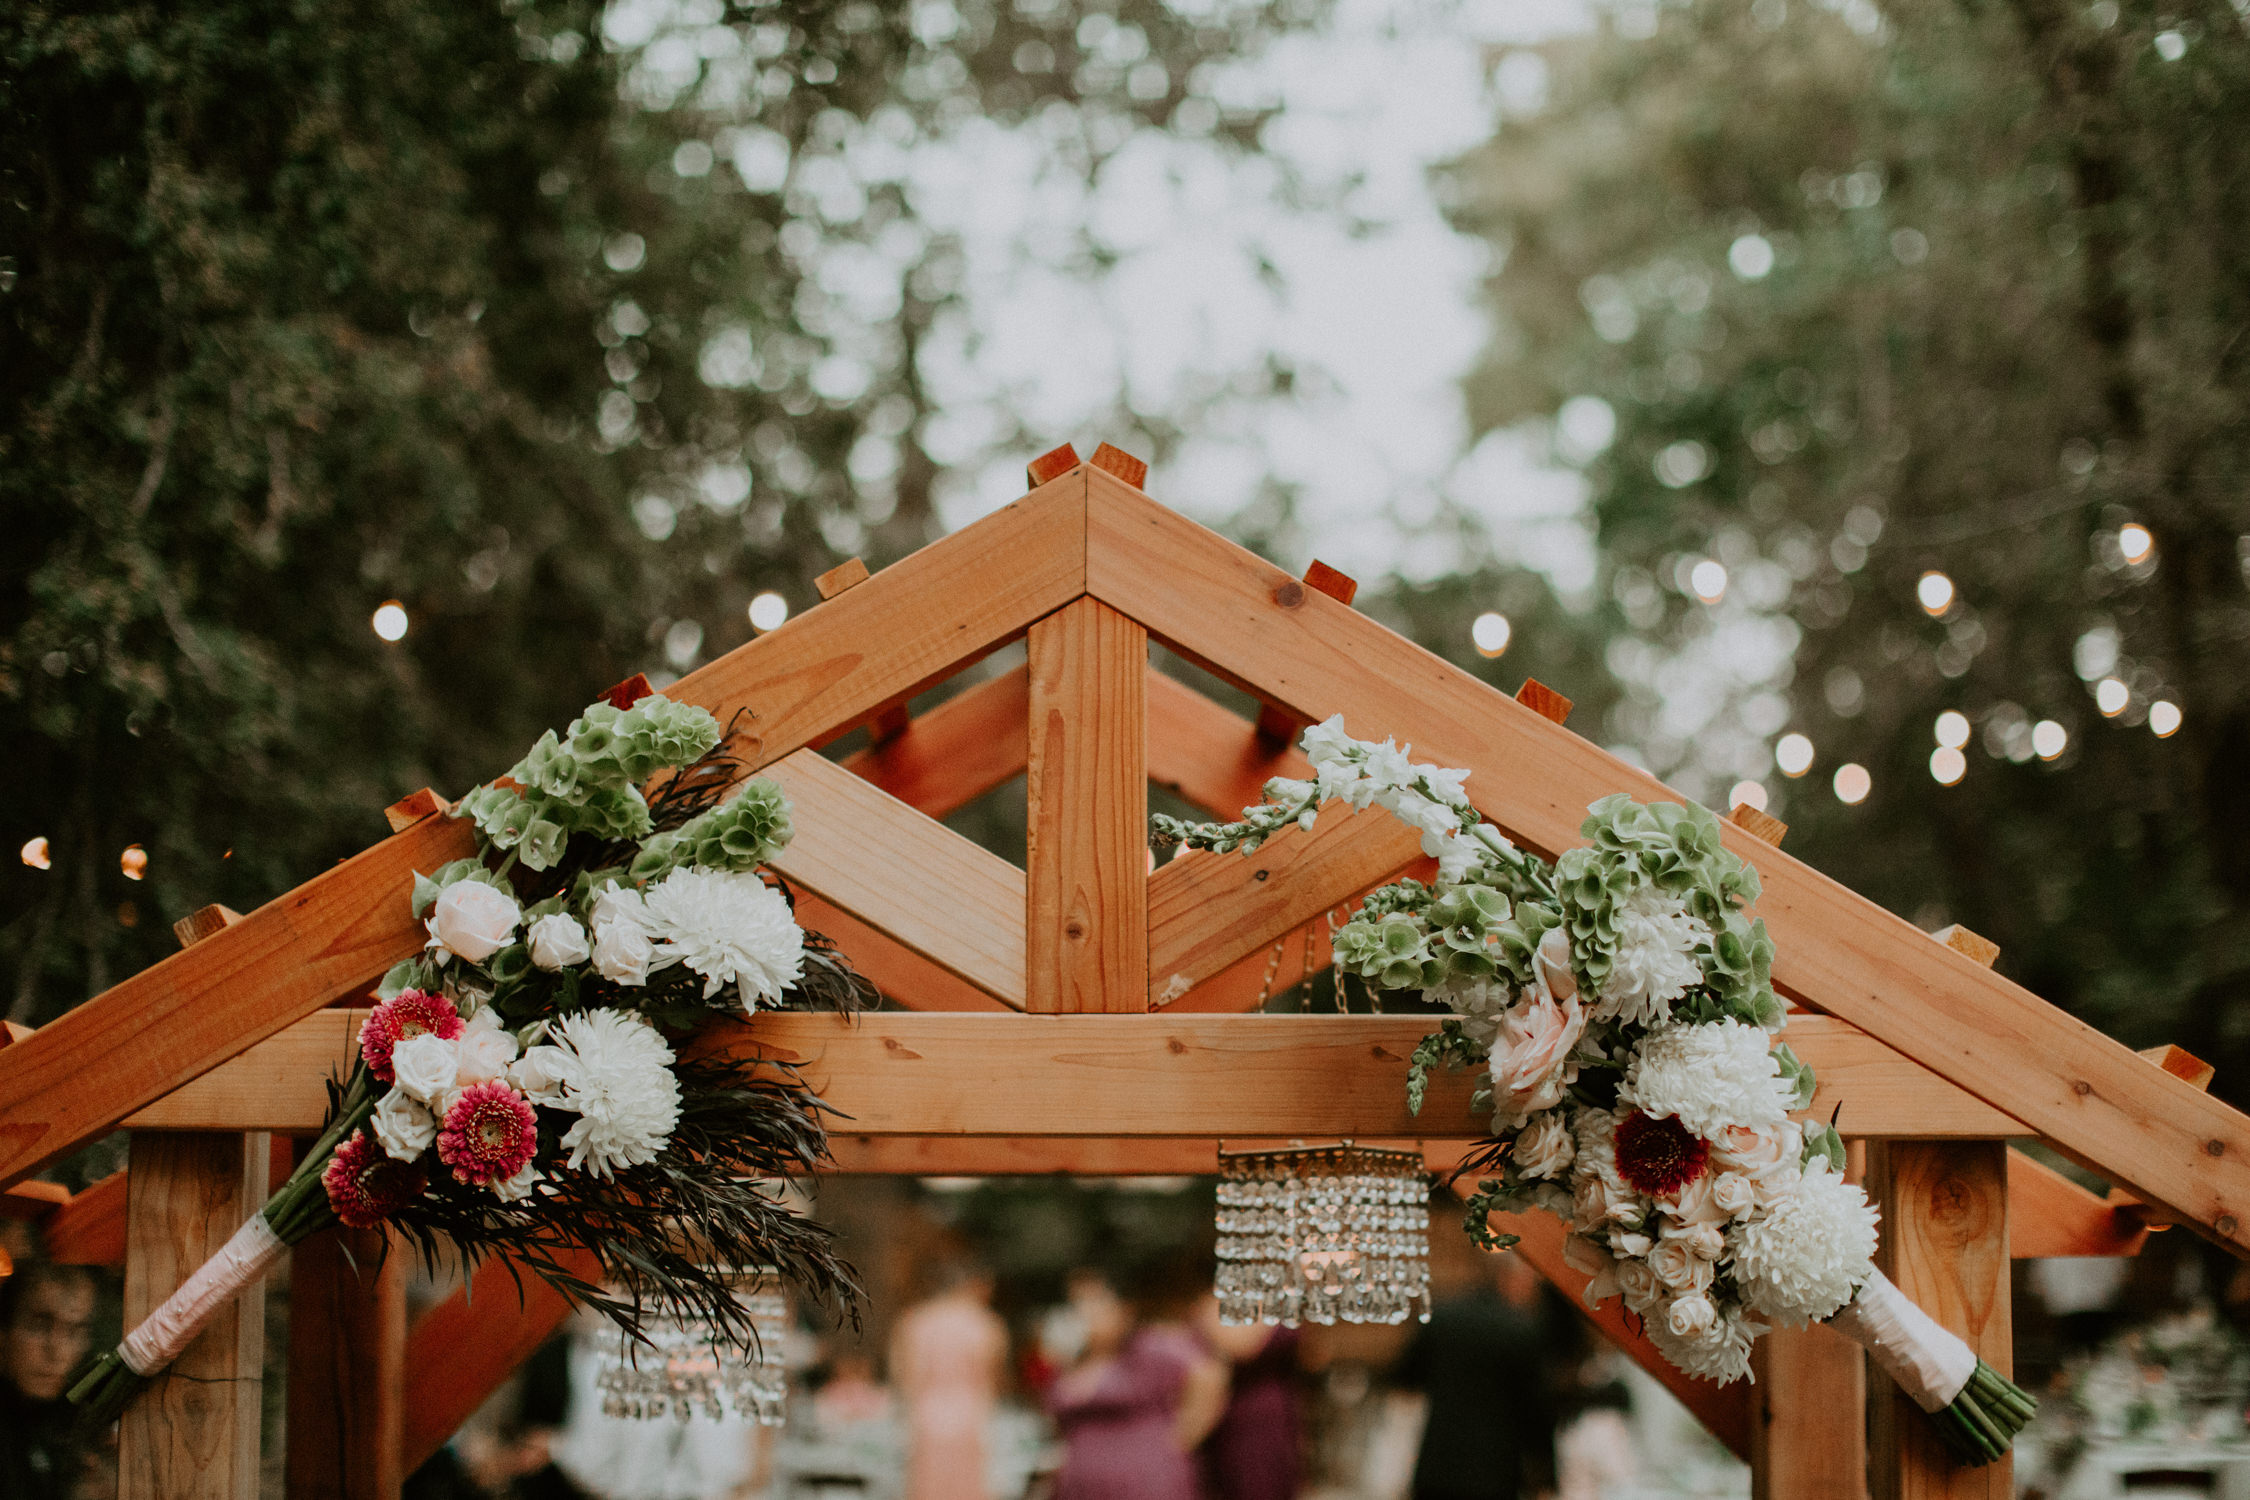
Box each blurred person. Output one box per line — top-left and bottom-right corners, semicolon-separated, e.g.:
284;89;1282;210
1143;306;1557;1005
814;1351;894;1429
1196;1299;1305;1500
1046;1270;1227;1500
1392;1251;1562;1500
1;1260;98;1500
891;1259;1007;1500
548;1309;776;1500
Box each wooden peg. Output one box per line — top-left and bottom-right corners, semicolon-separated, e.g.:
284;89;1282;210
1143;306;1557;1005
1088;442;1149;489
600;672;653;710
1027;443;1080;488
172;904;243;950
1932;923;2000;968
816;557;871;600
1515;679;1573;725
0;1020;32;1050
1728;802;1788;847
1254;564;1361;742
383;788;452;834
2139;1044;2217;1091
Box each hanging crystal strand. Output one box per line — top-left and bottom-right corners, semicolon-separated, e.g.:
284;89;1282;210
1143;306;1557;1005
597;1275;791;1424
1255;937;1286;1009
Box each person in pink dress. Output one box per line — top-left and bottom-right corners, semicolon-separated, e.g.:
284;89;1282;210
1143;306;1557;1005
892;1260;1010;1500
1046;1270;1228;1500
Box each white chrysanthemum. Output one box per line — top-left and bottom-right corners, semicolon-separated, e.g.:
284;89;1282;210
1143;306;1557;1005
1730;1164;1881;1325
1644;1300;1761;1384
1591;885;1707;1027
1428;977;1513;1047
544;1009;682;1177
1619;1020;1794;1137
640;867;804;1005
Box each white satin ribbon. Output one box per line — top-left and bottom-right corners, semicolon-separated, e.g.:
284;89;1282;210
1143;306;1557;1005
118;1214;287;1376
1826;1267;1978;1412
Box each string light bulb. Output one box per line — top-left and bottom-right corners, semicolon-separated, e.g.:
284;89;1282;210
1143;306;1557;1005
1934;711;1970;749
371;601;409;642
1930;747;1966;785
1689;559;1728;604
1774;733;1815;778
1916;571;1955;616
1833;763;1871;805
2117;523;2154;564
747;592;788;632
2095;677;2129;716
2150;700;2182;737
120;845;148;880
1728;780;1769;812
2032;720;2068;760
1471;612;1512;657
21;837;51;870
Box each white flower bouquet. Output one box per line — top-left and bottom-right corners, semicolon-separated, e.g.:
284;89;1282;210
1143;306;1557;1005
72;683;869;1425
1155;716;2035;1465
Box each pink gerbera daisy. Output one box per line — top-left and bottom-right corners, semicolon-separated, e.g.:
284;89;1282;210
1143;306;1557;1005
359;989;464;1084
322;1130;426;1228
436;1081;540;1187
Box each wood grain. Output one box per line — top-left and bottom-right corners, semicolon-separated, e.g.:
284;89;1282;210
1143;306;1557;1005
815;556;872;600
823;1135;1480;1175
1027;599;1149;1012
1081;465;2250;1252
287;1223;406;1500
839;665;1030;819
1087;442;1147;489
764;750;1027;1007
1868;1141;2011;1500
172;904;244;949
381;790;450;835
2007;1148;2148;1258
791;890;1015;1013
44;1169;129;1265
399;1247;604;1475
129;1013;2024;1140
1751;1322;1869;1500
120;1132;270;1500
1146;671;1313;820
1513;679;1573;725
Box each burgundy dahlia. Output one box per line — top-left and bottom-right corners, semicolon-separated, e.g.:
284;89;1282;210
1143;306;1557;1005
322;1130;425;1228
359;989;464;1084
1613;1111;1711;1198
436;1081;540;1187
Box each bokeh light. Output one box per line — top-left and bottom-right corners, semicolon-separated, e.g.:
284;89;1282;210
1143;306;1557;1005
21;837;50;870
1728;780;1769;812
1689;559;1728;604
1774;733;1815;778
2150;700;2182;737
1934;710;1970;748
1833;763;1872;804
1916;571;1954;616
2117;523;2154;564
1472;611;1512;657
371;601;409;641
2032;720;2068;760
747;591;789;632
1930;746;1966;785
120;844;147;880
2095;677;2129;716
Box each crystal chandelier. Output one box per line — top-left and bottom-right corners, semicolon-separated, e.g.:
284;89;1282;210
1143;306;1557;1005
1214;1142;1432;1328
595;1274;792;1424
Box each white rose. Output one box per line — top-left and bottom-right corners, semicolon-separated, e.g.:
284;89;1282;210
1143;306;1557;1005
1649;1236;1716;1294
1710;1171;1758;1219
589;883;649;932
391;1033;460;1106
453;1008;520;1085
1712;1120;1804;1183
1610;1230;1653;1259
1561;1234;1620;1308
1615;1257;1664;1310
1663;1171;1730;1228
371;1087;437;1162
1514;1112;1576;1179
1663;1222;1727;1262
592;917;654;986
490;1162;540;1203
1666;1293;1718;1339
527;913;591;971
427;880;520;964
509;1045;579;1107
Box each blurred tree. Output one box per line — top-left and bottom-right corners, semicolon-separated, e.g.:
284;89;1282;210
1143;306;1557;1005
1444;0;2250;1089
0;0;1320;1029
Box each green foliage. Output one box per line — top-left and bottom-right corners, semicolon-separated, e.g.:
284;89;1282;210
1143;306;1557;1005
630;777;793;883
1405;1016;1488;1116
1444;0;2250;1094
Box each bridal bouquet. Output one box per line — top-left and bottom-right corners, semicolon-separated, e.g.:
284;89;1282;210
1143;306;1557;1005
72;683;871;1425
1154;717;2034;1465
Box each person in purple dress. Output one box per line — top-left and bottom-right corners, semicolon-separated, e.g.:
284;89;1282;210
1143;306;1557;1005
1197;1307;1305;1500
1046;1270;1228;1500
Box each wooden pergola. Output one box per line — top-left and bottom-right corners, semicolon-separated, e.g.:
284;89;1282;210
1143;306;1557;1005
3;442;2245;1500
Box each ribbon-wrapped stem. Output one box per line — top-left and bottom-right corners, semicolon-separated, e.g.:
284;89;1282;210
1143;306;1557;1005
1826;1268;2036;1466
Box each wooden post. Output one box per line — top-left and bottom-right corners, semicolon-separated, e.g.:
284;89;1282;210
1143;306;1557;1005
285;1224;406;1500
1751;1322;1869;1499
1866;1141;2011;1500
119;1131;272;1500
1026;597;1148;1012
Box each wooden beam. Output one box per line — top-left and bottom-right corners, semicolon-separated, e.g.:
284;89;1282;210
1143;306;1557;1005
287;1224;406;1500
764;750;1026;1008
2140;1043;2217;1090
1087;442;1148;489
1729;802;1789;848
1486;1203;1752;1461
1081;467;2250;1254
1867;1141;2011;1500
400;1247;605;1475
1027;443;1080;488
2;1177;69;1217
839;665;1030;819
2008;1147;2149;1258
130;1012;2024;1140
791;890;1014;1013
1255;563;1359;743
1751;1322;1868;1500
120;1132;270;1500
1027;598;1149;1012
1146;671;1312;821
45;1169;129;1266
824;1135;1478;1175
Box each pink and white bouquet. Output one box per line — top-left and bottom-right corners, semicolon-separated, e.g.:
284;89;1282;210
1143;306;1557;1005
72;683;869;1425
1155;716;2034;1465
